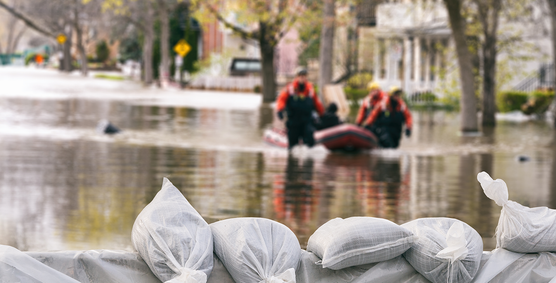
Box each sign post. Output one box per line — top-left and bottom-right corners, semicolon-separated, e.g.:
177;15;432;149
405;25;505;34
173;39;191;87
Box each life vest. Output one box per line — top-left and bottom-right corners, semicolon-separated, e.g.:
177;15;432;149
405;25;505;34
285;83;316;124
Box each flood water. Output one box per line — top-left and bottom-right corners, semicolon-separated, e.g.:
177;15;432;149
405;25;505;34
2;67;556;252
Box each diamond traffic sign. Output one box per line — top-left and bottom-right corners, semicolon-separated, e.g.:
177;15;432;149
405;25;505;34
174;39;191;58
56;34;67;45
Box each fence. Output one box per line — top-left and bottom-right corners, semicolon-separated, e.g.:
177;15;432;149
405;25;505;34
0;54;23;66
188;76;261;92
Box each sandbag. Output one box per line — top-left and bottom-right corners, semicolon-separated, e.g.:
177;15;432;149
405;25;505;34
132;178;213;283
478;171;556;253
402;217;483;283
307;217;416;270
0;245;80;283
210;217;301;283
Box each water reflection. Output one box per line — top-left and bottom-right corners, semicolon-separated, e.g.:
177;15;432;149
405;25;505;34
1;88;556;252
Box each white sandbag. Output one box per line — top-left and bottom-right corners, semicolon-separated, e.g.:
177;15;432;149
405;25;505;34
477;171;556;253
27;249;162;283
0;245;80;283
306;217;416;270
132;178;213;283
402;218;483;283
210;217;301;283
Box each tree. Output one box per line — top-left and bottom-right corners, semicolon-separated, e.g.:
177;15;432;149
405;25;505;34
443;0;479;133
474;0;502;126
103;0;156;84
202;0;309;103
157;0;171;86
318;0;335;98
548;0;556;127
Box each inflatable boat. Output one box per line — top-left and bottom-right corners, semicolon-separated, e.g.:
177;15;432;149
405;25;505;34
263;124;379;151
314;124;379;150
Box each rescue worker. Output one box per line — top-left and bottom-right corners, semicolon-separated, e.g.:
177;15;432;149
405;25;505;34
355;81;386;126
361;86;412;148
276;68;324;149
315;102;342;130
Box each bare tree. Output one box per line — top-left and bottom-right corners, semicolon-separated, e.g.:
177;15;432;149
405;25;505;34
548;0;556;127
474;0;502;126
205;0;307;102
443;0;479;132
318;0;335;98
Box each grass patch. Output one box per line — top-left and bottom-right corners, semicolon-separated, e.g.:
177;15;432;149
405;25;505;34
94;73;125;81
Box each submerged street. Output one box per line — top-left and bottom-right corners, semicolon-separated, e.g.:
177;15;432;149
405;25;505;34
1;67;555;252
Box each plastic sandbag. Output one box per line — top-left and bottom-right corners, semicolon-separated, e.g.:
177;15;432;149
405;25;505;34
478;171;556;253
132;178;213;283
402;218;483;283
307;217;416;270
0;245;80;283
210;217;301;283
27;249;162;283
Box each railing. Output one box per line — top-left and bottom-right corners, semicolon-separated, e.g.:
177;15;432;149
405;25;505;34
514;63;555;92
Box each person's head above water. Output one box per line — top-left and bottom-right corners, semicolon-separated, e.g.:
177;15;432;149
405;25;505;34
326;102;338;113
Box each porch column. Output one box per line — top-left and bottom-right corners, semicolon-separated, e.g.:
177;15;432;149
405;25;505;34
413;36;421;90
424;38;431;90
404;37;412;94
374;37;380;80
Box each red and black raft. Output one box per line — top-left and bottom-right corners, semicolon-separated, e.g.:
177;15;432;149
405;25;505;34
263;124;379;151
314;124;379;150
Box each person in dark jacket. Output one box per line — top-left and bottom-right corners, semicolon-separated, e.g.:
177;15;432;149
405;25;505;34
316;102;342;130
276;68;324;149
361;86;412;148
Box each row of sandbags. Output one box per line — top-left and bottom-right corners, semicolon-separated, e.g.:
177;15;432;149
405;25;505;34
130;174;556;283
126;178;478;283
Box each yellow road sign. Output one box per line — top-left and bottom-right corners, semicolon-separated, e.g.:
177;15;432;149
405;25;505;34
56;34;67;45
174;39;191;57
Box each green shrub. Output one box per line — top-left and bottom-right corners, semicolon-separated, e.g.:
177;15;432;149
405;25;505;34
346;72;373;89
344;87;368;101
24;53;49;65
497;91;528;113
253;85;261;93
96;40;110;63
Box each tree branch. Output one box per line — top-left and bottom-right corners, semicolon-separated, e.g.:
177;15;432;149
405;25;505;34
205;3;258;39
0;0;56;38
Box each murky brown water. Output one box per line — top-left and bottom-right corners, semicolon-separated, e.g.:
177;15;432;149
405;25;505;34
1;68;556;252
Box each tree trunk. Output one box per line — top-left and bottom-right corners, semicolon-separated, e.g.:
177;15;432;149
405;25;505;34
63;25;72;72
260;22;277;103
73;4;88;76
443;0;479;132
158;0;170;87
477;0;501;127
549;0;556;127
142;3;155;85
482;34;497;126
319;0;335;100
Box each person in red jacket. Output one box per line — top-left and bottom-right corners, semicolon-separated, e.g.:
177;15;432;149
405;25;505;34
355;81;386;126
276;68;324;149
361;86;412;148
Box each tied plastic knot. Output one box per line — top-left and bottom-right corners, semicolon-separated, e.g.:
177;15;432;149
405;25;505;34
165;268;207;283
260;268;296;283
477;171;509;207
436;222;468;262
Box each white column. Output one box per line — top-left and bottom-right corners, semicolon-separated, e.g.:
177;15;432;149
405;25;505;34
424;38;431;90
374;38;380;80
404;37;412;94
413;36;421;90
385;38;391;82
434;39;442;90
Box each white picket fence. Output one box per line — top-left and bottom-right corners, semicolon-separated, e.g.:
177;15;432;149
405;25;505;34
188;76;261;92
